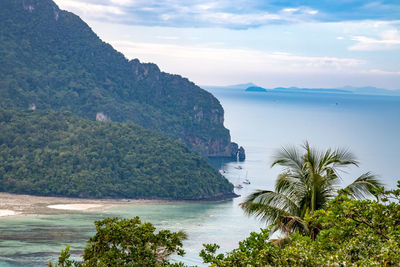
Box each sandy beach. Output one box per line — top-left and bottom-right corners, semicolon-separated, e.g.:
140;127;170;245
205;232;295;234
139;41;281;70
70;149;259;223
0;193;168;217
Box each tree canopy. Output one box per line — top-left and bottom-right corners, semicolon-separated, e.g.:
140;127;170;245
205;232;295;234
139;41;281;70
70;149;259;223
201;183;400;266
51;217;187;267
0;109;235;200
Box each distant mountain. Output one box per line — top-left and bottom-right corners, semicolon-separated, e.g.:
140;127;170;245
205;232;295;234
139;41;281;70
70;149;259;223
0;109;236;200
245;86;267;92
205;83;400;97
273;86;400;96
204;83;257;90
0;0;244;159
273;87;351;94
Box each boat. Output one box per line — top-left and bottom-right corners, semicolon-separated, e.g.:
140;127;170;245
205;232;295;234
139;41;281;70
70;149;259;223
243;171;251;184
234;174;243;189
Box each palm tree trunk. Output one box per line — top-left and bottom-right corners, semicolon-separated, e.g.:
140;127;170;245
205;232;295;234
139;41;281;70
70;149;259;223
311;173;317;213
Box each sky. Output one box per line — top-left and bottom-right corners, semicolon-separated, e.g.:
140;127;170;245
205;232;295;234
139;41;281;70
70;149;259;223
53;0;400;89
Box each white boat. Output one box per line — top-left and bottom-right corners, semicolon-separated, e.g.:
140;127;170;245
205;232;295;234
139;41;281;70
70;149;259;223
243;171;250;184
234;174;243;189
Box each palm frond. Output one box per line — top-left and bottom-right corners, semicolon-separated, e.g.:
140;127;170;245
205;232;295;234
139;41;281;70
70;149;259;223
271;145;303;171
317;148;333;173
240;201;290;227
275;173;307;200
245;142;377;237
278;215;308;235
342;172;383;199
303;141;318;174
241;190;299;215
331;147;359;167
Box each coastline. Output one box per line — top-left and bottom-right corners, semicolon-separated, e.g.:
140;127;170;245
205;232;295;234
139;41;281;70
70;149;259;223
0;193;178;218
0;192;237;218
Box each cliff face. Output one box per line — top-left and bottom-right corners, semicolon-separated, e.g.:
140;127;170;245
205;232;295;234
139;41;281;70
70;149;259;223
0;0;245;159
129;59;245;159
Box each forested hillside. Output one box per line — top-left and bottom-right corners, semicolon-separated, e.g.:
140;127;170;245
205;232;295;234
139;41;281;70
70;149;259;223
0;0;244;159
0;109;236;199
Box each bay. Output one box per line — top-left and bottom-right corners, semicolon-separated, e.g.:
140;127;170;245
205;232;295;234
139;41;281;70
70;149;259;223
1;89;399;266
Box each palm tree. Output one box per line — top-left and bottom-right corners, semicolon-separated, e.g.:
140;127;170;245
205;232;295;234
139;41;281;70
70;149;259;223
240;142;382;236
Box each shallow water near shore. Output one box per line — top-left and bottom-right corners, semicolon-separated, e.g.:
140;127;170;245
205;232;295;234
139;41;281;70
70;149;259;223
0;193;263;266
1;90;399;266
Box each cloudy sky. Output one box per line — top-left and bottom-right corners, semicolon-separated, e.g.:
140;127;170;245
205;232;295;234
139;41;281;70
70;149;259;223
53;0;400;89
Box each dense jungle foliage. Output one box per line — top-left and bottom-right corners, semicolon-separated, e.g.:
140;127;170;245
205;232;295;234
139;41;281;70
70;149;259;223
0;109;235;199
0;0;233;156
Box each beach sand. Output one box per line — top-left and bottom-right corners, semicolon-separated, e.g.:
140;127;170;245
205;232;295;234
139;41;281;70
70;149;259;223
0;209;20;217
47;204;104;210
0;193;167;217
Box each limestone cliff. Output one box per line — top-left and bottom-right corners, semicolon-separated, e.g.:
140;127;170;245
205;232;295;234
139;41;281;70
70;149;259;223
0;0;245;159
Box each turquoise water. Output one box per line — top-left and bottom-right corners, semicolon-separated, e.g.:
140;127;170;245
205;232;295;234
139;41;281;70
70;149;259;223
1;90;399;266
0;197;263;266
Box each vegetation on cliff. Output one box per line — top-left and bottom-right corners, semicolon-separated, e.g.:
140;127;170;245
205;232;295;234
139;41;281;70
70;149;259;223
0;109;235;199
0;0;243;158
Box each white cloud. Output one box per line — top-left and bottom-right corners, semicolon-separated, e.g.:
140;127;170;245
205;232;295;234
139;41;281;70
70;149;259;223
367;69;400;75
194;3;218;11
199;12;282;26
56;0;125;18
160;14;174;21
156;35;179;40
110;40;364;74
54;0;323;28
307;10;318;15
349;29;400;51
100;39;400;89
337;36;344;40
281;7;318;16
282;8;299;13
108;0;135;6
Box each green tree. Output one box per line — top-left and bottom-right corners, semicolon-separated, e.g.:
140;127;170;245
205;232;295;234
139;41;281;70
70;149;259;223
51;217;187;267
240;142;382;235
0;108;235;200
201;184;400;266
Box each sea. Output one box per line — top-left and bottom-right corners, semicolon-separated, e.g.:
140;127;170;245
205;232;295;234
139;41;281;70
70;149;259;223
1;88;399;266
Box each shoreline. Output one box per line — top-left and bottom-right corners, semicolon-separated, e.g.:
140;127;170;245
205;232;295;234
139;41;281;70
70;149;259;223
0;192;236;218
0;193;182;218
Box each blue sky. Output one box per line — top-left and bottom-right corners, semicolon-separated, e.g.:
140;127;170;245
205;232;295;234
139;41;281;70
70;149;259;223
54;0;400;89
